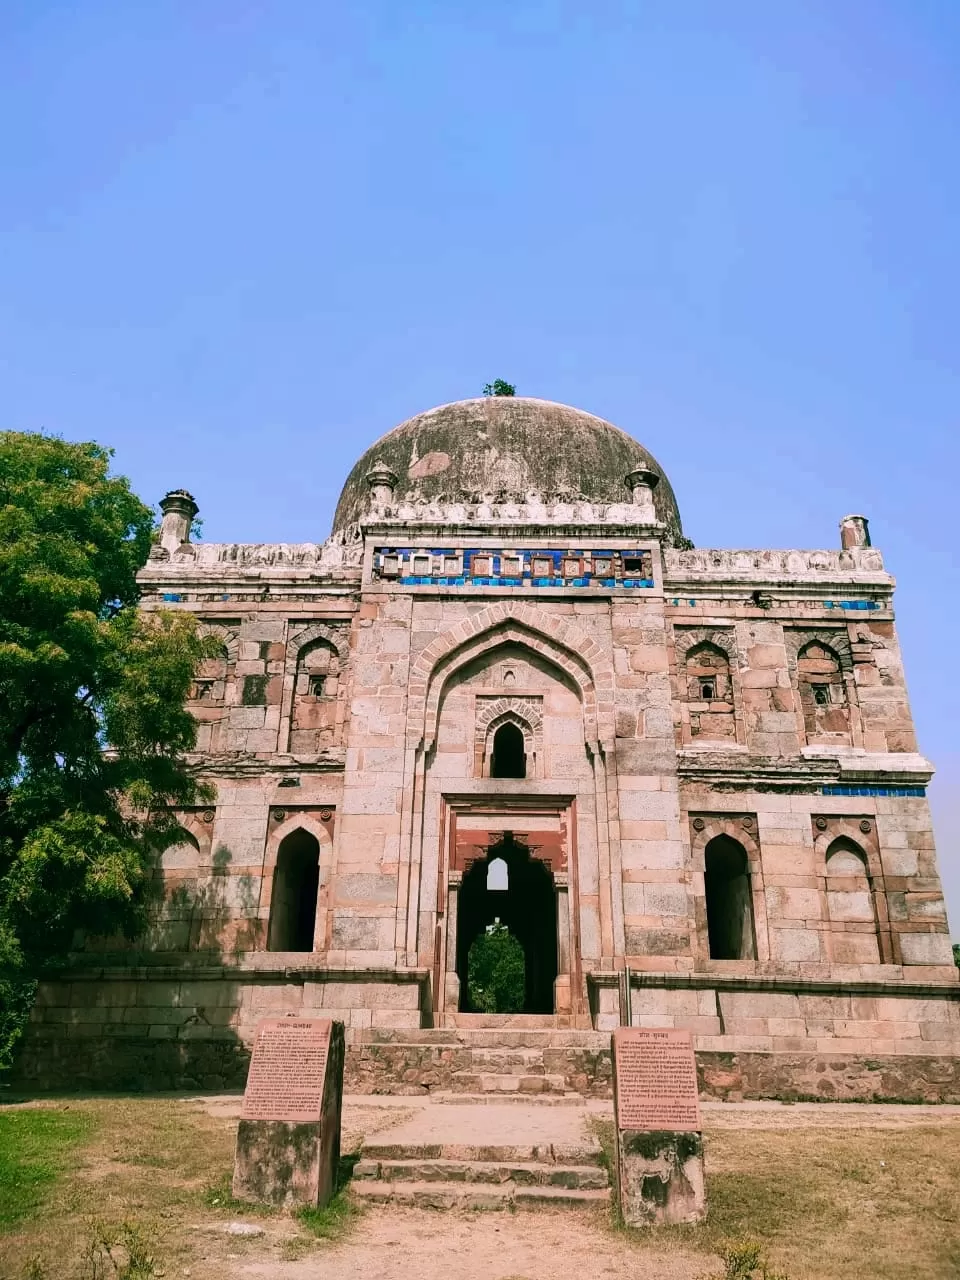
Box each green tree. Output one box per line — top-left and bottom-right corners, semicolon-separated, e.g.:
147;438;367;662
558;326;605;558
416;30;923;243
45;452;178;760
482;379;516;397
954;943;959;969
0;432;211;1067
467;922;525;1013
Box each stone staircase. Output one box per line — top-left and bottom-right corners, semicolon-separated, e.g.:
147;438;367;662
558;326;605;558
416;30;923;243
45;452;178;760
351;1135;611;1210
347;1023;613;1100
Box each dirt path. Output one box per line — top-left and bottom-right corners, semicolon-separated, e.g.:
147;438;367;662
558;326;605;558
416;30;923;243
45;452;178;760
236;1207;709;1280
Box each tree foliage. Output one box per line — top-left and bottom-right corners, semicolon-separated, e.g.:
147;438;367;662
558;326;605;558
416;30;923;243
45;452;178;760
0;431;211;983
467;921;525;1013
482;379;516;397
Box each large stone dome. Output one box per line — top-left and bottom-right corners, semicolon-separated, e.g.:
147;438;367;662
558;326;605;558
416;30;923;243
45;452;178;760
331;397;683;540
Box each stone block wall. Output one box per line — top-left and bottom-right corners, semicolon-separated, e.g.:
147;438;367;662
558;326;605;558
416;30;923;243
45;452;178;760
16;963;428;1092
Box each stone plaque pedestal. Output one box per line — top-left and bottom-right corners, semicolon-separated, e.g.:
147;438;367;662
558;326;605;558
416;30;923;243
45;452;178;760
611;1027;706;1226
233;1018;345;1208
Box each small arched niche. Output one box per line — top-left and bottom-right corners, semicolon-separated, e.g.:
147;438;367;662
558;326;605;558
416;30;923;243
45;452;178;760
491;722;526;778
825;836;880;963
159;827;201;873
704;835;756;960
149;826;201;951
797;640;852;745
289;639;340;752
685;641;735;740
189;646;229;751
268;828;321;952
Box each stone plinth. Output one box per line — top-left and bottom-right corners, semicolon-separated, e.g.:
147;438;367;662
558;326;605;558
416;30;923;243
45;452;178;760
612;1027;706;1226
232;1017;344;1208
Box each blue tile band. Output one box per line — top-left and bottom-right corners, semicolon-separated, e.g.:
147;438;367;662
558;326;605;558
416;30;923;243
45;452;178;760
821;784;926;798
373;547;655;588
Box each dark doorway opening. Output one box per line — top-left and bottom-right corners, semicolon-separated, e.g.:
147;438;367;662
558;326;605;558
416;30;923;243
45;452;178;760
456;834;557;1012
268;828;320;952
490;722;526;778
704;834;756;960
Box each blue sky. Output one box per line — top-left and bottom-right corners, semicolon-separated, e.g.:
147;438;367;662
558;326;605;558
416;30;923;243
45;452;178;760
2;1;958;933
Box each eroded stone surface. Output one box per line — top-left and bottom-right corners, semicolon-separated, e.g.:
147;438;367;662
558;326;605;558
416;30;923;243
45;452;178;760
232;1019;344;1208
14;395;959;1103
616;1130;706;1226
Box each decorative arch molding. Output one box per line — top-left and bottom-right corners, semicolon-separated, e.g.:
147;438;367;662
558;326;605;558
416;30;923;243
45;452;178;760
197;624;239;665
784;628;853;673
687;813;770;964
674;627;738;667
167;808;215;860
398;601;625;970
475;695;543;737
811;815;880;873
266;808;335;854
476;703;542;778
410;603;613;751
426;626;594;751
285;621;350;667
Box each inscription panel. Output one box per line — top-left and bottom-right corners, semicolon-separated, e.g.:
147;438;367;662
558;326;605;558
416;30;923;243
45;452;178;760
613;1028;701;1132
241;1018;332;1123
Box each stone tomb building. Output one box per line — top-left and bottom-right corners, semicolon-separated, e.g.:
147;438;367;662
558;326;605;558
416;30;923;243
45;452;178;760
20;397;960;1098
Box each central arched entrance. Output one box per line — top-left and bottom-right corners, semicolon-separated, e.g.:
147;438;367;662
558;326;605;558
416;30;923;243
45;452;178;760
456;834;558;1013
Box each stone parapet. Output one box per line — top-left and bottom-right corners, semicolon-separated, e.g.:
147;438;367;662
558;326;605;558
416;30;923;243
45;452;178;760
663;545;889;586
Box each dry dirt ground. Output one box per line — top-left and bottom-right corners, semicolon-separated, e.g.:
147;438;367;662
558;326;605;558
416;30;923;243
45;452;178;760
1;1092;959;1280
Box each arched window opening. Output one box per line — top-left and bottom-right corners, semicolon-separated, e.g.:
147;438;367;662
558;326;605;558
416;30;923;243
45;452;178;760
704;835;756;960
487;857;509;891
491;722;526;778
268;828;321;952
685;642;735;740
824;836;881;963
797;641;851;744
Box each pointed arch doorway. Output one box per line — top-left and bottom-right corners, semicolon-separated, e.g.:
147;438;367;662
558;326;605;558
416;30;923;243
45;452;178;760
456;835;557;1013
438;799;578;1020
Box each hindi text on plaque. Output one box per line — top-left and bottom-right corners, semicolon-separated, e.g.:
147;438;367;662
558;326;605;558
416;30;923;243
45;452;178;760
233;1016;344;1209
610;1025;706;1226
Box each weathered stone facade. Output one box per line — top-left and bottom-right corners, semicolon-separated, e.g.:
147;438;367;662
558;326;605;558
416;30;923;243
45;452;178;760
17;398;960;1096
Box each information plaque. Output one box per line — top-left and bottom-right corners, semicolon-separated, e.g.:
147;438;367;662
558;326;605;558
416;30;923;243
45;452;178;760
241;1018;331;1123
612;1027;702;1132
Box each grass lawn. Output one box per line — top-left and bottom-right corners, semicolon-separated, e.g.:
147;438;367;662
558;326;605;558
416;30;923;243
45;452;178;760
0;1107;94;1230
595;1117;960;1279
0;1097;957;1279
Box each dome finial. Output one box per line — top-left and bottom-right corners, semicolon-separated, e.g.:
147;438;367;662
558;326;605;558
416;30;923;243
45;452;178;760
365;461;399;511
624;464;659;521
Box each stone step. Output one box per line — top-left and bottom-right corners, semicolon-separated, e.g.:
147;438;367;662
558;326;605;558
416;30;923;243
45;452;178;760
358;1028;609;1049
362;1141;604;1166
355;1158;609;1190
432;1091;586;1107
350;1179;610;1211
463;1047;552;1070
450;1070;568;1094
445;1013;567;1029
